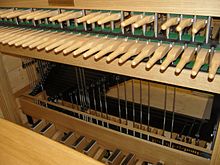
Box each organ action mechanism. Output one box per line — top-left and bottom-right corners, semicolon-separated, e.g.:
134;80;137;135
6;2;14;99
0;2;220;165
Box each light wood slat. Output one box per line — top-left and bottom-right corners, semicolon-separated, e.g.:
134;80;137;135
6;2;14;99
0;118;103;165
0;45;220;94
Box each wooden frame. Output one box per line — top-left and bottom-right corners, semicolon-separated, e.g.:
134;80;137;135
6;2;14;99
0;45;219;94
19;97;210;165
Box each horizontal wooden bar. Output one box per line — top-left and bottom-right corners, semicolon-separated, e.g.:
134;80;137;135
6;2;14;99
0;45;220;94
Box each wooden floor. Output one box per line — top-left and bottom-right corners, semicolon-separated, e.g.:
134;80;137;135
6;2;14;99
0;118;103;165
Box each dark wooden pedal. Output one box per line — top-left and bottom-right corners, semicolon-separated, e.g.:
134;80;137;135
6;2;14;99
71;136;87;152
120;153;136;165
83;140;99;157
107;149;124;165
40;123;56;138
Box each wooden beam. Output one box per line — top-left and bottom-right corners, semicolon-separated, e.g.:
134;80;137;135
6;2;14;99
0;54;21;123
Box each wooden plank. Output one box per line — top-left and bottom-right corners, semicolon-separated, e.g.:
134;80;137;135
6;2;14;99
0;118;103;165
107;80;214;119
0;0;220;16
19;99;210;165
7;66;29;94
1;45;220;94
0;54;21;123
2;55;22;72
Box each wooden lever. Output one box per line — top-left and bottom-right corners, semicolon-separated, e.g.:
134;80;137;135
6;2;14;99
54;39;78;53
160;45;184;71
19;10;44;19
29;32;65;49
131;43;158;66
191;48;209;77
9;30;42;46
120;153;136;165
87;13;110;24
45;35;77;51
0;9;13;15
73;37;107;56
106;41;134;62
37;33;72;50
1;29;32;44
146;45;171;69
118;42;145;64
57;11;83;22
161;17;180;30
76;12;101;23
49;12;72;22
84;39;113;58
192;19;207;34
95;40;123;61
132;15;154;28
63;36;91;55
34;10;58;21
121;15;142;27
0;11;16;18
209;52;220;80
6;10;30;19
22;31;56;48
97;13;121;25
176;18;193;32
26;10;50;20
175;47;196;74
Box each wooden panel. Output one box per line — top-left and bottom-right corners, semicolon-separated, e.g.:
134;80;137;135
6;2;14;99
0;118;103;165
107;80;214;119
0;54;20;123
1;45;220;94
2;55;22;72
7;66;29;93
19;98;210;165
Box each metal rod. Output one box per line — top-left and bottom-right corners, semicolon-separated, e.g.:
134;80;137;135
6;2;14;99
154;13;158;38
147;82;151;132
205;16;212;44
170;87;176;139
132;79;135;131
162;85;168;136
